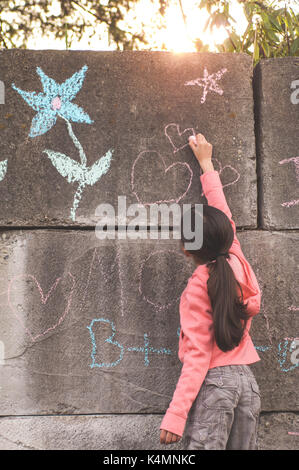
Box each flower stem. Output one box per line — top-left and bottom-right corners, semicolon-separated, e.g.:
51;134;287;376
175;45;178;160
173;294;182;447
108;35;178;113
70;179;86;221
60;115;87;166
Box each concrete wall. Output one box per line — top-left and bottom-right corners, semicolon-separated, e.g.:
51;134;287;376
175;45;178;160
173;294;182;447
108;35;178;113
0;50;298;450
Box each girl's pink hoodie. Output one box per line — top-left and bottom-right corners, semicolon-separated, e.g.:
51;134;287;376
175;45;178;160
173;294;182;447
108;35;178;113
160;170;261;438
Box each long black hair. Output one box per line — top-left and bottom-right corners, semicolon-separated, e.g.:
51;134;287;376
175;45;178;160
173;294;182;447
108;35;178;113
181;204;249;352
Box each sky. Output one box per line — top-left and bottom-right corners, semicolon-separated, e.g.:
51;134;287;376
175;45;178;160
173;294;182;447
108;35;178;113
15;0;299;53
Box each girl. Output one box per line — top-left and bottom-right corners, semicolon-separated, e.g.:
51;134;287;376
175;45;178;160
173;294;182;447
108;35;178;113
159;133;262;450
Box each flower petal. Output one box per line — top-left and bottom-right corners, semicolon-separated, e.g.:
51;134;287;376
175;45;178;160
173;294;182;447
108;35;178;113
36;67;60;99
29;108;57;137
58;101;93;124
59;65;88;102
11;84;50;111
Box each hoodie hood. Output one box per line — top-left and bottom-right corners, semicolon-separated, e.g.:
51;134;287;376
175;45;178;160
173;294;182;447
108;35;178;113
193;252;261;317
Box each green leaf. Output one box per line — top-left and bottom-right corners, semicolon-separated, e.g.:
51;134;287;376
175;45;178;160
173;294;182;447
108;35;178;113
230;31;240;48
268;14;282;32
261;11;270;27
253;37;259;62
290;36;299;55
203;17;211;32
261;41;270;57
85;148;114;186
267;29;280;42
285;12;294;35
43;150;85;184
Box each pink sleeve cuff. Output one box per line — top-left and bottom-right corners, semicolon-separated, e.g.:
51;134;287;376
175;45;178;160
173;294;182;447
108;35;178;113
160;411;187;438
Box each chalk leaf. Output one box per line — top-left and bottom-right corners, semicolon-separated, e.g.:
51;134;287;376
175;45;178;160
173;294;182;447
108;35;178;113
85;149;114;186
43;149;85;184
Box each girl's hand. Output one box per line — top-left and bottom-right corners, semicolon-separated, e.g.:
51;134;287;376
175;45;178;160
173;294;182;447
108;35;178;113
160;429;181;445
188;133;214;172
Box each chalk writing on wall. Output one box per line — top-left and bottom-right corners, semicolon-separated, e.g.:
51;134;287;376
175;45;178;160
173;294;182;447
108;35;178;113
7;272;76;342
279;156;299;208
0;159;7;182
184;67;227;104
131;150;193;205
87;317;172;368
11;65;114;221
290;79;299;104
164;123;196;154
86;317;298;372
138;249;187;310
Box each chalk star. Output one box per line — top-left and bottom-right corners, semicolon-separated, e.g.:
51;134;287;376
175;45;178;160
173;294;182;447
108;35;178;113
185;66;227;104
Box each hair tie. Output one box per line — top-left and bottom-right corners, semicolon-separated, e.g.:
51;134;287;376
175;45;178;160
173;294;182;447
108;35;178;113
214;252;229;259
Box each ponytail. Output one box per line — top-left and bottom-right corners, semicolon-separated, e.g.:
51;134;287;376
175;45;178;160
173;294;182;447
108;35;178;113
181;204;250;352
206;257;249;352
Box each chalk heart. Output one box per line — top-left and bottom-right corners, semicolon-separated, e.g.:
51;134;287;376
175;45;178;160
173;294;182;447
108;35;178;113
200;159;240;196
8;272;76;342
165;123;196;153
131;150;193;205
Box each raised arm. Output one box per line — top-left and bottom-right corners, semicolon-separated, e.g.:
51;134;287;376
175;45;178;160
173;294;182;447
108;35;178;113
188;135;241;252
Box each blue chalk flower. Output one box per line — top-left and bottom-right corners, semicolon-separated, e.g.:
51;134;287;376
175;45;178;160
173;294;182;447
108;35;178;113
12;65;93;137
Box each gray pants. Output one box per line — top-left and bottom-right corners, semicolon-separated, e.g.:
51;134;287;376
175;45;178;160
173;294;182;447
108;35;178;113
183;364;261;450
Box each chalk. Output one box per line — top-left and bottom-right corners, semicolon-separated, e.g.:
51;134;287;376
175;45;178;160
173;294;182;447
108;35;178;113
164;123;196;153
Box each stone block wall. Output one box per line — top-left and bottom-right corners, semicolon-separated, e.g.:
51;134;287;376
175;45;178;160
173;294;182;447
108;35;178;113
0;51;298;450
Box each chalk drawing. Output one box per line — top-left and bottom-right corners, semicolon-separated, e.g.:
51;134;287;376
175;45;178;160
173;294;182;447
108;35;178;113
278;156;299;208
7;272;75;342
290;79;299;104
0;340;4;365
288;306;299;311
163;123;240;198
43;117;114;221
288;432;299;436
197;158;240;197
86;319;297;371
116;244;125;317
77;247;125;317
279;156;299;182
0;159;7;181
281;199;299;208
138;249;187;310
131;150;193;205
164;123;196;154
0;81;4;104
87;318;124;368
212;158;240;188
12;65;113;221
185;67;227;104
87;317;171;368
11;65;93;137
277;338;299;372
127;333;172;367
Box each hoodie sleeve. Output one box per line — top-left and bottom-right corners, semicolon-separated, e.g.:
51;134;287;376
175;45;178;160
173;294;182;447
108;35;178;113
200;170;242;252
160;275;213;437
